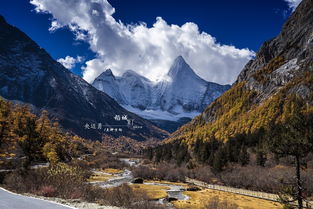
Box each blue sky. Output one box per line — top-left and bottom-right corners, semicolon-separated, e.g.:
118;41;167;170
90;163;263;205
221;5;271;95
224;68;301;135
0;0;298;84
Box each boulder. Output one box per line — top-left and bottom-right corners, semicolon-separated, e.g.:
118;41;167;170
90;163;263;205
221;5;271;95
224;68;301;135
186;186;201;191
132;178;144;184
166;197;178;202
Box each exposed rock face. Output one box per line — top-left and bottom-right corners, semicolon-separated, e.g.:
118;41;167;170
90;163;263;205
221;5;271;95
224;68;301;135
0;16;168;141
237;0;313;103
169;0;313;141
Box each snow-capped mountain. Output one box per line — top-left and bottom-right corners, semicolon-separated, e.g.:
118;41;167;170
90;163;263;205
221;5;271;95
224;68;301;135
157;56;230;114
92;56;230;124
0;15;168;141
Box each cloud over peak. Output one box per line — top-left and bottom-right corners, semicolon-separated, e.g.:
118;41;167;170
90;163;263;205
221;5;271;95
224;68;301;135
284;0;302;11
30;0;254;85
57;55;83;70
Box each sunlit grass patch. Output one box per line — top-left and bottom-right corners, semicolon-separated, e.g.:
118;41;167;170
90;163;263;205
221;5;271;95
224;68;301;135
102;168;123;174
145;180;188;187
130;184;169;200
88;173;113;182
173;189;282;209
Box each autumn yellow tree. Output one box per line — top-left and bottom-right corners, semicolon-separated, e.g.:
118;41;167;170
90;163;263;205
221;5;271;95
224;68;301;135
42;142;59;165
0;98;15;166
0;97;89;169
268;95;313;209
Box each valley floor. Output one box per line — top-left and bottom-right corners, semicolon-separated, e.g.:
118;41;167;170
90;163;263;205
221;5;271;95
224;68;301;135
5;153;312;209
174;189;282;209
86;157;284;209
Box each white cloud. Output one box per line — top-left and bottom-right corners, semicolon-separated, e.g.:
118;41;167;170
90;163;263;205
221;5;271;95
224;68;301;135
57;55;83;69
284;0;302;11
30;0;255;85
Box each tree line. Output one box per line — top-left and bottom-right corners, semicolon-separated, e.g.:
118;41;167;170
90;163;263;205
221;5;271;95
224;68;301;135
0;97;89;169
146;94;313;209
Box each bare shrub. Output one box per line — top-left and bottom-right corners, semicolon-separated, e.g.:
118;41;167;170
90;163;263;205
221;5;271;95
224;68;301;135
204;196;239;209
3;171;27;192
141;159;151;165
302;169;313;197
101;184;135;207
77;152;128;170
220;166;287;193
219;165;313;198
187;166;216;183
94;184;165;209
132;165;156;179
82;185;105;202
132;163;186;182
3;163;90;199
45;163;89;198
165;167;186;182
35;185;56;197
132;201;166;209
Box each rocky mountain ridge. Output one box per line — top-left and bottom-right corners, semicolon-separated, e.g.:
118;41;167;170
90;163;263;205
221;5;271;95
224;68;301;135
168;0;313;143
92;56;230;122
0;15;168;141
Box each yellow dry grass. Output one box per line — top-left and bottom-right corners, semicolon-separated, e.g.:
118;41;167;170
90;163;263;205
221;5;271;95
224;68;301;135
88;168;122;182
173;189;282;209
145;180;188;187
88;173;113;182
130;184;169;200
102;168;123;174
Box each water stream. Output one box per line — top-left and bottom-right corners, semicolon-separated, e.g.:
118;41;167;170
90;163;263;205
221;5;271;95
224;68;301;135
91;158;189;204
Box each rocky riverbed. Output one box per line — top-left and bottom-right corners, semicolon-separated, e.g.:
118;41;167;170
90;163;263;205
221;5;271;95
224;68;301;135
91;158;189;207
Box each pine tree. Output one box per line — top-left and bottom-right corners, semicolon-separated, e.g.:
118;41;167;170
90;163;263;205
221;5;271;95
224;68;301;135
212;147;227;172
267;95;313;209
208;152;214;166
256;150;267;167
193;138;201;155
0;99;13;146
225;138;240;163
176;143;190;165
155;147;162;163
163;144;172;161
36;110;51;140
198;141;209;162
0;99;15;166
146;148;153;161
238;145;250;166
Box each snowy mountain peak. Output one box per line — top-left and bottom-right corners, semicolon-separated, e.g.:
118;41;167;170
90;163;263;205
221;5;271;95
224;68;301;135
0;16;168;141
104;68;114;75
174;55;185;63
167;56;197;79
122;70;152;83
92;56;230;125
123;69;140;77
98;69;115;79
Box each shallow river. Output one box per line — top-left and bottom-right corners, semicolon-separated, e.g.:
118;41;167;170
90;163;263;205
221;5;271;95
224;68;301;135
92;158;189;204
